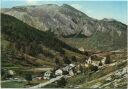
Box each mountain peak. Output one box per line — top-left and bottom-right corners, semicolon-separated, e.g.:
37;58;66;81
62;4;72;7
61;4;80;11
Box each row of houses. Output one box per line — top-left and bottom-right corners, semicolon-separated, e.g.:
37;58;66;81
43;55;110;80
34;48;111;80
43;63;76;80
86;56;107;66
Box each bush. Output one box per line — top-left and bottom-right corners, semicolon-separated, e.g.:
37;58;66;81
57;77;67;88
71;56;77;62
63;56;71;64
88;64;98;72
105;55;111;64
25;74;32;84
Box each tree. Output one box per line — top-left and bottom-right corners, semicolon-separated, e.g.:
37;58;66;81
63;71;69;75
25;74;32;84
71;56;77;62
79;65;84;74
105;55;111;64
84;51;89;56
50;71;55;78
88;64;98;72
55;58;60;66
1;68;8;79
57;77;67;88
63;56;71;64
99;61;103;66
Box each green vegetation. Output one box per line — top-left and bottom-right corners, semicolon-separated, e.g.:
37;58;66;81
1;13;82;67
25;74;32;84
1;81;27;88
66;74;87;87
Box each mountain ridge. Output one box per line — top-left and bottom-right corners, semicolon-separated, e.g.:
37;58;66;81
2;4;127;50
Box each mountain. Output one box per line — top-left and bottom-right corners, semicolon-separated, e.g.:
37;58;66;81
1;4;127;88
1;4;96;37
2;4;127;50
1;13;82;67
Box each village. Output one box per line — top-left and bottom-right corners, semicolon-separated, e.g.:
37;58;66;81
1;47;115;88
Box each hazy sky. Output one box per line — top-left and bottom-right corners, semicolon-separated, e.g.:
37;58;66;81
1;0;127;24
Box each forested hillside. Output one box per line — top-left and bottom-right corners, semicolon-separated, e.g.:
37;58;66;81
1;13;81;67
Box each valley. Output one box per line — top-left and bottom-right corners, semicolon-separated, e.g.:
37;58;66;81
1;4;127;88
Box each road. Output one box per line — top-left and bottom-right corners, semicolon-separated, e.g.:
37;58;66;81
29;75;64;88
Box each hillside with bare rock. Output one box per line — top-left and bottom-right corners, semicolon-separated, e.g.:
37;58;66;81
2;4;127;50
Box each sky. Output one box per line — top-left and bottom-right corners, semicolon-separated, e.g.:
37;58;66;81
1;0;127;24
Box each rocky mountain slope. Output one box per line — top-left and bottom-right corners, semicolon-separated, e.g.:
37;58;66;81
2;4;127;50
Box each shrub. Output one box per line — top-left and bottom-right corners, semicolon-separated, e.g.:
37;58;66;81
25;74;32;84
105;55;111;64
88;64;98;72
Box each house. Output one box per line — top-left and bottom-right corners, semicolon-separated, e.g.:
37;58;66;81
78;47;85;52
8;70;14;76
102;57;106;64
35;76;42;80
75;64;82;74
85;54;108;67
43;70;52;80
62;64;76;76
84;63;89;67
69;64;75;69
92;61;100;66
62;64;75;71
69;70;74;76
7;70;15;78
55;69;63;76
86;57;92;64
62;66;70;72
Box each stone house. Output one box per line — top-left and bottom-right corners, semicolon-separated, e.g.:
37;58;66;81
43;70;52;80
86;57;92;64
55;69;63;76
69;70;74;76
86;55;104;67
101;57;107;64
62;64;75;76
